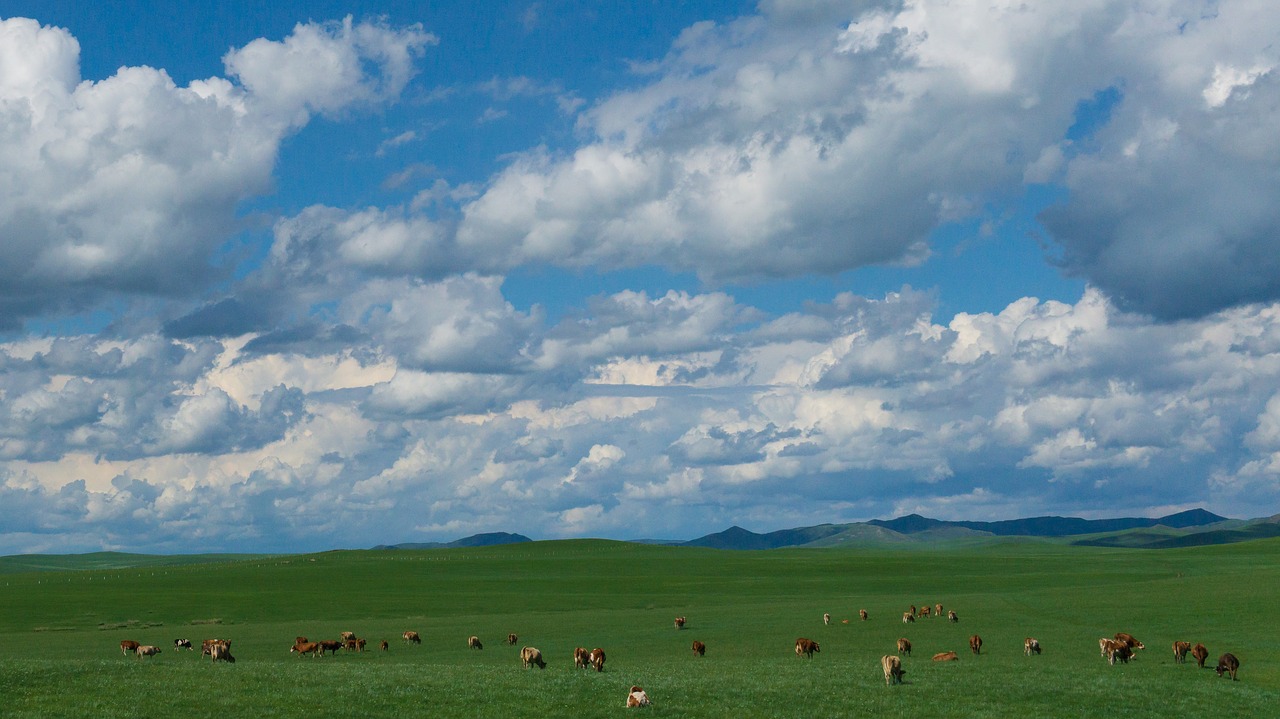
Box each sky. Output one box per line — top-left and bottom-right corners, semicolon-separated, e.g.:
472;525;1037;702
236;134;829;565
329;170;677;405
1;0;1280;554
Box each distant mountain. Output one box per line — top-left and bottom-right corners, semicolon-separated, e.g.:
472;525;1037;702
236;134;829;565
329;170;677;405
373;532;532;550
684;508;1232;550
868;509;1228;538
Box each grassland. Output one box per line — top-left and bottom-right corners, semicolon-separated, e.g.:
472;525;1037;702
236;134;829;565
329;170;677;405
0;538;1276;718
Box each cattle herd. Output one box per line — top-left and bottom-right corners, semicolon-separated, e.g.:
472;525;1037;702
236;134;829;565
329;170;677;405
111;606;1245;709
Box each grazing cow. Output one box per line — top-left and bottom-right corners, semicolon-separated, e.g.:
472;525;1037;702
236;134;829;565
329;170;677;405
589;647;606;672
1098;638;1111;657
909;605;917;616
403;631;421;645
318;640;343;654
897;638;912;656
823;613;830;626
969;634;983;655
1192;643;1209;668
1102;640;1132;665
935;603;943;616
201;639;231;658
902;612;915;624
919;605;931;618
882;654;905;685
794;638;820;659
859;609;868;621
947;610;958;623
1024;637;1041;656
120;640;140;656
520;646;546;669
295;636;309;645
1114;633;1145;651
507;633;519;646
210;642;235;664
173;639;193;651
344;639;360;652
340;632;356;642
356;638;366;652
574;646;590;669
467;635;483;650
932;651;959;662
380;640;389;651
692;640;706;657
1173;641;1191;664
674;616;686;630
625;686;651;708
1215;653;1240;680
136;645;161;658
290;641;322;658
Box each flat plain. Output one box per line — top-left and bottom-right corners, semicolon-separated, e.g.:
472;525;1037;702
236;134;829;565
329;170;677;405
0;538;1276;717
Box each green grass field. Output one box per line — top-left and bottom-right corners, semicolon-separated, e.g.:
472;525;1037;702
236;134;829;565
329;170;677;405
0;538;1276;717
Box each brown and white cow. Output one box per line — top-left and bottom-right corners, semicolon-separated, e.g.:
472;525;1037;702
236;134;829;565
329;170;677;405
1024;637;1041;656
380;640;389;651
896;638;912;656
969;634;982;655
201;639;231;657
1215;653;1240;680
935;603;943;616
120;640;140;656
919;605;932;618
574;646;590;669
674;616;686;630
692;640;706;657
882;654;905;685
823;613;831;625
1102;640;1132;665
343;638;361;652
909;605;917;616
795;638;820;659
403;631;421;645
340;631;356;642
625;686;651;708
1191;643;1209;668
210;642;235;663
467;635;483;650
507;633;519;646
902;612;915;624
947;610;958;623
1173;641;1191;664
136;645;161;658
291;641;322;658
589;647;606;672
1114;632;1144;651
932;651;959;662
520;646;546;669
859;609;868;621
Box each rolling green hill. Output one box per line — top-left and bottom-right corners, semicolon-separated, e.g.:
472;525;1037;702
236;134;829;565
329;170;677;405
0;538;1276;718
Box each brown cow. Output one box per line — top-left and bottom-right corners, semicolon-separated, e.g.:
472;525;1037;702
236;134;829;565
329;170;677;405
1173;641;1191;664
674;616;686;630
902;612;915;624
210;642;235;663
1114;632;1144;651
1191;643;1209;668
932;651;959;661
1102;639;1132;665
340;631;356;642
1024;637;1041;656
291;641;322;658
969;634;982;655
507;633;519;646
294;636;309;645
574;646;590;669
859;609;868;621
947;610;958;623
625;686;651;708
318;639;343;653
467;635;483;650
403;631;421;645
520;646;546;669
380;640;389;651
1215;653;1240;680
882;654;905;685
692;640;706;657
795;638;820;659
136;645;161;658
201;639;231;657
935;603;943;616
897;638;912;656
120;640;140;656
909;605;917;616
343;639;360;652
919;605;932;618
589;647;606;672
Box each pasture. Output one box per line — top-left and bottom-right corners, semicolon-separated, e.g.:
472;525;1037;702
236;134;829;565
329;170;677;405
0;538;1277;717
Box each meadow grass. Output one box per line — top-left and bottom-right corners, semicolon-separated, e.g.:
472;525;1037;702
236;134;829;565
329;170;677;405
0;538;1276;717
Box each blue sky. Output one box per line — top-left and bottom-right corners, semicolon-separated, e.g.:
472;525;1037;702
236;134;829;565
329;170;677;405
2;1;1279;554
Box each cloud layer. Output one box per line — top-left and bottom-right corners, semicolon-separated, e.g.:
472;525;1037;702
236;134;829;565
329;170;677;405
2;3;1280;552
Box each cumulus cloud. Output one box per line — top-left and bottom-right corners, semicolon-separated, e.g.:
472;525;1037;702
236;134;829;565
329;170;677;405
0;16;433;326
